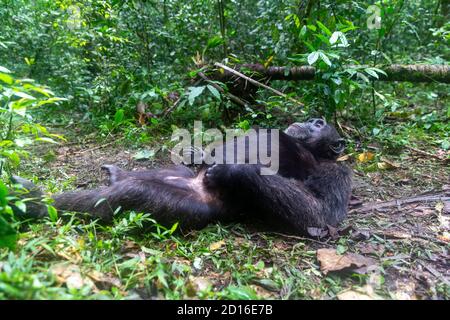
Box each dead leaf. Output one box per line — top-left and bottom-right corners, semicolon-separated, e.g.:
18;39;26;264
327;225;339;239
443;201;450;214
350;229;371;241
209;240;226;251
357;152;375;163
358;243;385;256
337;154;350;162
87;270;122;290
409;206;434;217
307;227;328;238
121;240;140;252
377;161;396;170
250;285;274;299
394;279;417;300
437;231;450;242
186;276;212;297
382;230;411;239
337;286;382;300
50;263;93;290
378;157;401;169
316;248;377;275
55;243;82;264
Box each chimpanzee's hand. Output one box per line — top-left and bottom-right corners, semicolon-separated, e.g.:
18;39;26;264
203;164;236;188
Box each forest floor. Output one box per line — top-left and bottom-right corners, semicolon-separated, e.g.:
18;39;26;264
8;123;450;300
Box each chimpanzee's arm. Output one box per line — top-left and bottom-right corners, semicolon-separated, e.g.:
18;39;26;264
204;162;351;233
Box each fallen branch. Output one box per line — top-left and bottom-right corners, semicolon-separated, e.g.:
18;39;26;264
406;145;449;163
214;62;305;106
214;63;450;83
351;193;450;214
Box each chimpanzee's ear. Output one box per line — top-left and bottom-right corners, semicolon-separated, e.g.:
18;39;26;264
329;138;346;154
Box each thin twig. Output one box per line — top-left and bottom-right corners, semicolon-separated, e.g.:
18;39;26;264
406;145;448;162
352;193;450;214
263;232;333;246
72;137;125;155
214;62;305;107
162;97;182;118
197;71;249;107
162;78;203;118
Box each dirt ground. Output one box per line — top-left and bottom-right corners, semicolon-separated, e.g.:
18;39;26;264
23;131;450;300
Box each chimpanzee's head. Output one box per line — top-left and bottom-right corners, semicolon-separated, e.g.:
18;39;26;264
284;118;346;160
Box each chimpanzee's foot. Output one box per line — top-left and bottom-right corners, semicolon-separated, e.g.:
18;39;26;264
101;165;124;185
204;164;236;188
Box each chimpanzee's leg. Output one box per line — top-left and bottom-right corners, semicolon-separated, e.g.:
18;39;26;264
54;172;224;229
101;165;195;185
13;168;224;230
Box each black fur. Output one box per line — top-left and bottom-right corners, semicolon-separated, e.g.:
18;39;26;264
12;118;352;235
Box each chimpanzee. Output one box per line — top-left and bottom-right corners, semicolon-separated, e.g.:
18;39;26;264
11;118;352;235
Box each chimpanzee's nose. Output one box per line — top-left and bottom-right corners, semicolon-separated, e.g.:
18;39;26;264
308;118;326;128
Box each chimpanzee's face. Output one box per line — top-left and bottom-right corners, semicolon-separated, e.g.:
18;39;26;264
284;118;346;159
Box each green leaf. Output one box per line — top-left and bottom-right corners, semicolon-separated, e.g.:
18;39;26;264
35;137;58;144
339;33;349;47
114;109;124;125
365;68;379;79
370;67;387;76
14;138;33;147
307;52;319;65
207;85;221;100
188;86;205;106
0;73;13;84
27;85;54;97
319;52;332;66
441;140;450;150
206;36;224;49
316;21;332;36
303;41;315;51
0;180;8;207
169;222;179;235
156;269;169;288
2;151;20;167
299;25;307;38
374;90;386;101
133;149;156;160
330;31;340;44
336;244;347;254
331;77;342;85
314;33;330;45
357;72;370;83
11;102;27;116
0;66;11;73
47;205;58;222
36;97;67;107
0;215;17;250
14;201;26;213
225;286;258;300
12;91;35;100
